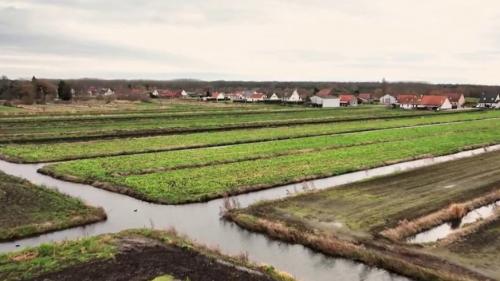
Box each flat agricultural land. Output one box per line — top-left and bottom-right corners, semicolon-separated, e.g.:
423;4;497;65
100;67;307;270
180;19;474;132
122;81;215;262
1;110;499;162
40;116;500;204
0;106;442;143
226;151;500;281
428;219;500;280
0;229;295;281
0;171;106;241
0;99;285;117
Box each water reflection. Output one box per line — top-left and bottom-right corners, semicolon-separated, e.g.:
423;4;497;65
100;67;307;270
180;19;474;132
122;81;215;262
408;201;499;244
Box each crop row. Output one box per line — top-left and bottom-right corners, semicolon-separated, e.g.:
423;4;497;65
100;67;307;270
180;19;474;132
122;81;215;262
2;111;499;162
42;119;500;204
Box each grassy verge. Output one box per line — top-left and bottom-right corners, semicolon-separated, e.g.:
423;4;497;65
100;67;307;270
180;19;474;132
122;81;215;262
224;151;500;281
0;229;296;281
1;110;498;162
0;171;106;241
41;120;500;204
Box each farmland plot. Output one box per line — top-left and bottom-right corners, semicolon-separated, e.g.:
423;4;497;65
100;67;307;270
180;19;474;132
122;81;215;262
225;150;500;281
41;118;500;204
0;107;439;143
1;110;498;162
0;229;295;281
0;171;106;241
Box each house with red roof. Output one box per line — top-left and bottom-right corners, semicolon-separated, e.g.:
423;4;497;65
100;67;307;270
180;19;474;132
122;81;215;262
246;92;267;102
357;93;373;104
397;94;420;109
418;95;452;110
159;90;182;99
339;94;358;106
428;90;465;108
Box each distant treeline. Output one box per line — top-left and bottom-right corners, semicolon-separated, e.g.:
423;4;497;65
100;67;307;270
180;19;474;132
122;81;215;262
1;76;499;103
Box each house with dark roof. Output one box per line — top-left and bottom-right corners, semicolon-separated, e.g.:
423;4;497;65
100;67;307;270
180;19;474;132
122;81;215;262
477;92;500;108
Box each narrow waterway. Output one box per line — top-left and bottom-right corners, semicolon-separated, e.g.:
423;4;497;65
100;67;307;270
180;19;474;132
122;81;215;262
408;200;500;244
1;144;499;281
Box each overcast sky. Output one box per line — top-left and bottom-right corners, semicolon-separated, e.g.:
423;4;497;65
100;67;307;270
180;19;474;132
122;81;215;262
1;0;500;84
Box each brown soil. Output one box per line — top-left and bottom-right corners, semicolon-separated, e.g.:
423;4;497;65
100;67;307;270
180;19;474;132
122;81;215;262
31;237;276;281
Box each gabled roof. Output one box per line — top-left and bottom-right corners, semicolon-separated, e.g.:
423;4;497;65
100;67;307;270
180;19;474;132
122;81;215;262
397;94;420;104
420;95;448;106
358;93;372;100
428;90;463;103
340;94;355;103
478;92;499;103
316;88;337;98
250;92;266;99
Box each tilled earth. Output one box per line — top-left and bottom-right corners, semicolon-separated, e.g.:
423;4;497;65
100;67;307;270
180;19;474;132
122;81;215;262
32;237;276;281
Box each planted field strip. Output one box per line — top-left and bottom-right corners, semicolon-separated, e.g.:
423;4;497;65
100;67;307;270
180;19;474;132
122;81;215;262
0;171;106;241
0;107;438;143
44;118;498;179
2;111;499;162
42;120;500;204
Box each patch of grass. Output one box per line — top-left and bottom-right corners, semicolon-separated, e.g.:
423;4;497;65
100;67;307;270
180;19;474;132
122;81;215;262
0;234;117;281
151;275;175;281
0;171;106;241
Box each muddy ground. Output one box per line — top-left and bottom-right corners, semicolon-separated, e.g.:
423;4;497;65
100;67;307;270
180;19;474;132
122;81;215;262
31;237;276;281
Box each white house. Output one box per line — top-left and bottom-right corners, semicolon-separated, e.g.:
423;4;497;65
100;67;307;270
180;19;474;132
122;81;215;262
246;92;267;102
269;93;280;101
380;94;397;105
287;89;302;102
181;90;189;98
477;93;500;108
103;88;115;96
397;95;420;110
150;90;159;97
311;95;340;108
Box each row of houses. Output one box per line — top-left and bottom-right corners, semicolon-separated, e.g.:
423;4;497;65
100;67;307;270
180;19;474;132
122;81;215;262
203;89;303;102
380;92;499;110
380;92;465;110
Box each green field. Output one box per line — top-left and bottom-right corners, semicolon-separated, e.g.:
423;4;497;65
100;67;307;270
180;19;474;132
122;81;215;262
0;106;440;142
2;110;498;162
0;229;294;281
0;171;106;241
41;117;500;204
